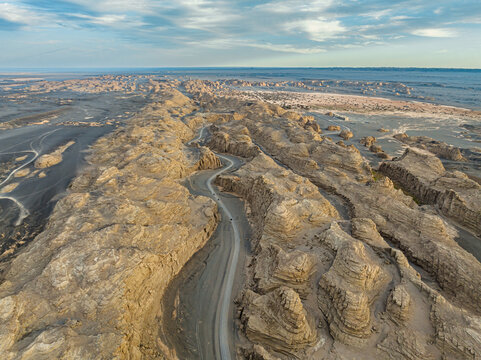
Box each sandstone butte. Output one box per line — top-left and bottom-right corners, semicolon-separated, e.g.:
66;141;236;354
0;78;480;360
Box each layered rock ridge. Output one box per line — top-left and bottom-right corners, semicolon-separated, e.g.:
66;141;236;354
0;88;221;359
184;80;481;359
379;147;481;237
214;150;339;357
393;133;466;161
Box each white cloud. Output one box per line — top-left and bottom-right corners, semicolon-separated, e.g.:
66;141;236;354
63;0;240;32
62;0;154;14
249;42;325;54
391;15;411;21
364;9;392;20
254;0;333;14
411;28;457;38
2;0;478;66
71;13;125;25
174;0;241;31
69;13;146;28
180;12;241;32
185;37;325;54
361;34;380;40
285;17;345;42
0;2;55;26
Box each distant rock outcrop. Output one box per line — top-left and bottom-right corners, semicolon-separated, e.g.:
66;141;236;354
207;124;260;158
339;129;354;140
360;136;376;147
327;125;341;131
394;133;465;161
35;141;75;168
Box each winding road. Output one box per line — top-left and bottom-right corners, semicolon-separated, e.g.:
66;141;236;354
208;152;241;360
163;125;249;359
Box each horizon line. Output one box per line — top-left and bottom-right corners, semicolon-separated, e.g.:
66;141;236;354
1;66;481;72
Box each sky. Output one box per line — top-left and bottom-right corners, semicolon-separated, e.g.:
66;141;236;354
0;0;480;68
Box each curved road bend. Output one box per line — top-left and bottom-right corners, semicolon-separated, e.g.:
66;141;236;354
161;126;248;359
0;128;61;225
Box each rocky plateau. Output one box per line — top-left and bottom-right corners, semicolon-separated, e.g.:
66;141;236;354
185;79;481;359
0;77;480;360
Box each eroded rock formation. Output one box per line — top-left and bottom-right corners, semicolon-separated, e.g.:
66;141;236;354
242;287;317;354
339;129;354;140
34;141;75;169
360;136;376;147
0;88;220;359
318;223;391;346
327;125;341;131
394;133;465;161
2;77;481;360
184;80;481;359
380;147;481;236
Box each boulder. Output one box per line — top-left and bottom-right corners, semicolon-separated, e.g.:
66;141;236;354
339;129;354;140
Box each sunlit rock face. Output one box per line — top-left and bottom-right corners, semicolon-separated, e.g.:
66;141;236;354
184;80;481;359
242;287;317;354
1;77;481;360
318;225;391;346
380;147;481;236
0;88;221;359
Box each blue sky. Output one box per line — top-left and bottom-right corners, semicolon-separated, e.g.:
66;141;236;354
0;0;480;68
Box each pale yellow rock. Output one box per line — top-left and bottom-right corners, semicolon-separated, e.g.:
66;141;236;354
0;183;18;193
394;133;465;161
430;295;481;359
14;168;30;177
351;218;388;249
255;241;316;297
380;147;481;236
339;129;353;140
386;285;411;324
15;155;28;162
319;227;391;346
377;329;435;360
183;80;481;359
327;125;341;131
0;89;219;360
35;141;75;169
242;287;317;354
